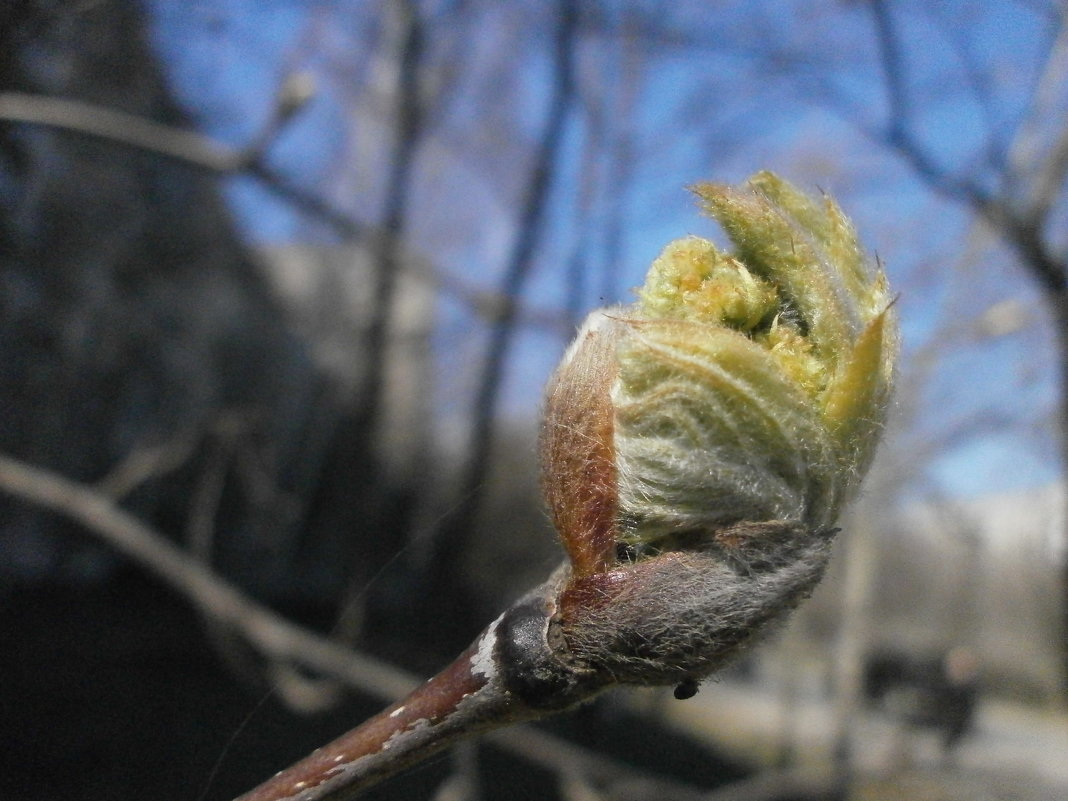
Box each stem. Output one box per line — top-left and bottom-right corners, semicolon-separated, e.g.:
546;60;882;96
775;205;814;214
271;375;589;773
232;615;727;801
0;453;708;800
234;578;603;801
234;627;531;801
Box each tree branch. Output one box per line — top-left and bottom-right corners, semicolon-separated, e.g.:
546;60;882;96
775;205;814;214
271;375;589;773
870;0;1068;704
0;73;312;172
0;452;413;698
0;91;241;170
0;87;576;337
95;428;201;500
0;452;711;801
869;0;989;207
697;766;838;801
869;0;1068;294
1015;13;1068;228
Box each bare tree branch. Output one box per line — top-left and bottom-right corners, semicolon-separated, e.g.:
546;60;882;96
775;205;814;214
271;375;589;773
1028;117;1068;224
0;73;312;172
0;91;242;170
1014;15;1068;225
95;429;201;500
430;741;481;801
299;0;429;675
0;451;413;698
0;86;580;341
870;0;1068;293
357;0;425;448
869;0;989;207
871;0;1068;701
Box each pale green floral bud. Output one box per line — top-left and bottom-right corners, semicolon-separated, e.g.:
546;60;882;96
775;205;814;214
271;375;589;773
614;172;895;543
543;171;896;571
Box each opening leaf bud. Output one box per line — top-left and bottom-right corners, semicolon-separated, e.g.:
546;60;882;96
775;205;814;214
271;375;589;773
539;172;897;687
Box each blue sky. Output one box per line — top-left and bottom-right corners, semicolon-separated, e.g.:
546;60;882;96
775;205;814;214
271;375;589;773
144;0;1064;500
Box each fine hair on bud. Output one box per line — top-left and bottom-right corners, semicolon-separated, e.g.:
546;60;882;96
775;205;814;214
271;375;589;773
559;525;836;686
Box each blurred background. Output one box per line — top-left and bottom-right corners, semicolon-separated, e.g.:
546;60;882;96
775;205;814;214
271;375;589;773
1;1;1066;800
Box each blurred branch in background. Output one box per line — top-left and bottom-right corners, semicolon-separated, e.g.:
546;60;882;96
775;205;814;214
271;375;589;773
293;0;428;665
425;0;579;623
698;766;837;801
0;90;259;172
871;0;1068;284
0;70;314;172
870;0;1068;700
0;451;410;697
0;88;571;336
94;426;202;501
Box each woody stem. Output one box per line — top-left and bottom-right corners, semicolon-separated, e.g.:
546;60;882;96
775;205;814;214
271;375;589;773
234;631;531;801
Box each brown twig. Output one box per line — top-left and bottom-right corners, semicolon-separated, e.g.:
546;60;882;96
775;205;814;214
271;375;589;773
0;452;712;801
0;451;413;697
233;632;531;801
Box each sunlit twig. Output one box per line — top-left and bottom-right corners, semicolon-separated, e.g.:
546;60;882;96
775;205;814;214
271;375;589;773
0;451;710;801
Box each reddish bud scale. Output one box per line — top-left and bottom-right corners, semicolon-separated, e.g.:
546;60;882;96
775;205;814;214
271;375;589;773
540;314;620;576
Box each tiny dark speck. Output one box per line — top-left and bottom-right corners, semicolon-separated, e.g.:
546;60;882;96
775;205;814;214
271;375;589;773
673;679;699;700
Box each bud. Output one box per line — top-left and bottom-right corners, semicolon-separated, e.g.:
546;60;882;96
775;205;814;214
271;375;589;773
540;172;896;688
231;175;896;800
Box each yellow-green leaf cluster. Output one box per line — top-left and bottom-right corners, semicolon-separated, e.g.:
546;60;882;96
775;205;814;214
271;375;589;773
613;172;896;543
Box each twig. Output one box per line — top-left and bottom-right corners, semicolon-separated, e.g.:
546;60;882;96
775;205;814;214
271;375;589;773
184;421;280;702
430;741;480;801
95;430;200;499
305;0;428;651
0;452;710;801
267;663;346;715
0;91;242;170
98;423;339;713
487;725;709;801
1014;15;1068;225
869;0;1068;293
0;88;571;336
0;451;413;697
869;0;988;207
0;73;313;172
558;769;604;801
